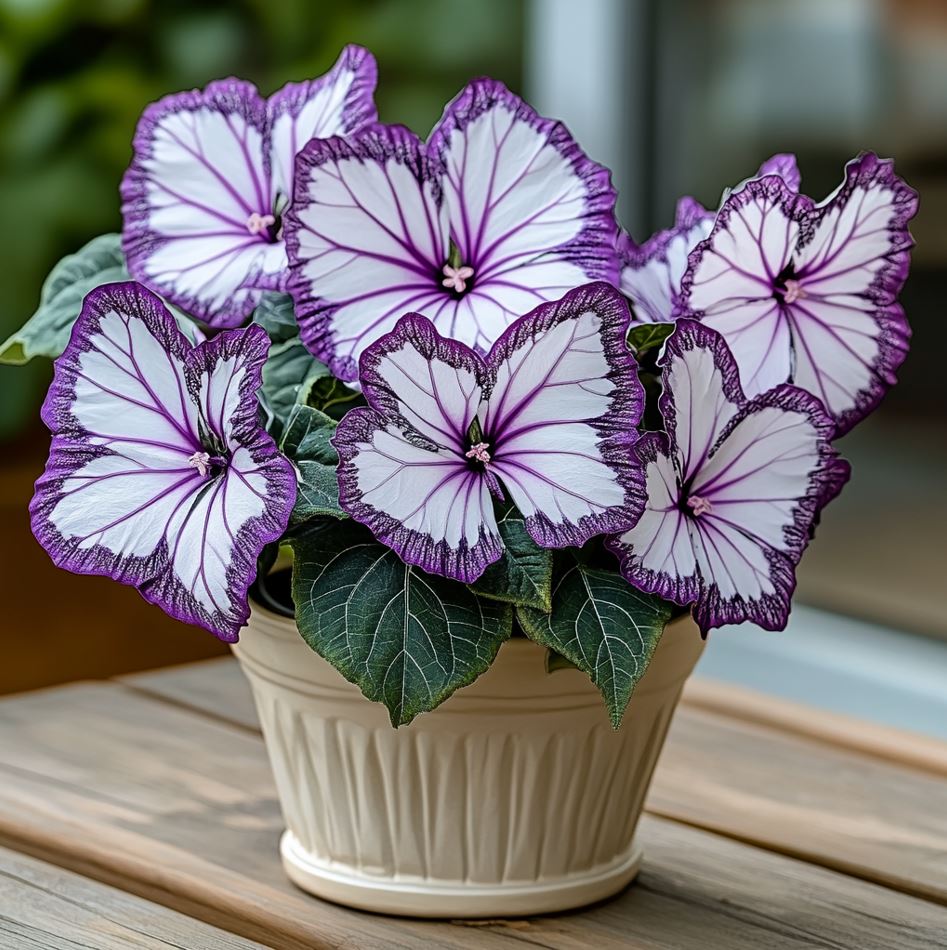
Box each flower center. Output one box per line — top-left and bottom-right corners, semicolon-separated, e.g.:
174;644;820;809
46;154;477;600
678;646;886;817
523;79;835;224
246;212;277;240
774;263;807;306
187;451;213;478
442;263;474;295
782;278;806;305
465;441;491;464
686;495;713;517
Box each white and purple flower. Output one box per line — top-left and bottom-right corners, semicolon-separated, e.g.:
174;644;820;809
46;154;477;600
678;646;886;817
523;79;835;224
677;152;917;433
285;79;618;381
121;45;377;328
607;319;850;634
30;282;296;640
619;154;801;324
332;282;644;582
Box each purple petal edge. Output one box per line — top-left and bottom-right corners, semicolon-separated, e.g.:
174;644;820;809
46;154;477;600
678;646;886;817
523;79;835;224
692;384;850;635
120;79;270;329
754;153;802;192
334;313;502;583
610;318;850;636
604;431;703;608
285;122;439;381
676;174;815;318
266;44;378;133
485;281;646;547
428;77;620;285
802;151;917;436
29;281;296;641
333;406;504;584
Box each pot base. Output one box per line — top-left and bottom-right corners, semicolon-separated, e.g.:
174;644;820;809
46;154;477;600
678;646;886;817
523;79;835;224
280;830;643;918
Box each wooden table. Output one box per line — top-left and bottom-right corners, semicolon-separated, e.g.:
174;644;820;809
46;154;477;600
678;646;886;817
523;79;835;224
0;659;944;949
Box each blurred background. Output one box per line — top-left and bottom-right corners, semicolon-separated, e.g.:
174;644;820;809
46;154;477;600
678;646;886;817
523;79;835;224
0;0;944;711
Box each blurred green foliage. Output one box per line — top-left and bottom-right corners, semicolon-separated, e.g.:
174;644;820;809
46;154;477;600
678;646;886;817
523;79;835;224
0;0;524;439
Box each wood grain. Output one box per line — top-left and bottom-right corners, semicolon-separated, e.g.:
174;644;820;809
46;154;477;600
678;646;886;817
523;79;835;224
682;676;947;777
650;704;947;904
125;656;258;730
124;658;947;905
0;845;265;949
0;681;944;949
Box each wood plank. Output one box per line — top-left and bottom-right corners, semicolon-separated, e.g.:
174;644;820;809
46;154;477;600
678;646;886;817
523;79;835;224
650;704;947;904
124;656;258;730
682;676;947;777
0;845;266;949
0;682;944;949
124;657;947;905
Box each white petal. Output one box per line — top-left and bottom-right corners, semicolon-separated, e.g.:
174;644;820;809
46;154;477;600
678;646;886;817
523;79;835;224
439;95;593;276
199;355;246;446
288;127;450;380
268;45;377;206
682;179;808;397
788;154;915;430
689;515;775;601
484;284;643;546
73;305;199;452
606;434;702;608
621;216;713;324
659;325;740;479
360;319;483;448
692;405;824;556
357;427;489;549
334;410;503;583
432;82;617;349
52;455;199;556
166;447;268;615
122;83;279;326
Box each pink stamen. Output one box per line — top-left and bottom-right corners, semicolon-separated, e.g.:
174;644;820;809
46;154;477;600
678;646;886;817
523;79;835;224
687;495;713;517
465;442;491;464
247;212;276;236
187;451;212;478
442;264;475;294
783;278;806;305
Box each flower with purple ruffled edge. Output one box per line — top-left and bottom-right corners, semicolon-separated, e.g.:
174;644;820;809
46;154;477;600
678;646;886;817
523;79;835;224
677;152;918;435
332;282;645;583
285;78;619;382
121;44;377;329
619;154;801;324
607;319;850;635
29;281;296;640
619;197;715;325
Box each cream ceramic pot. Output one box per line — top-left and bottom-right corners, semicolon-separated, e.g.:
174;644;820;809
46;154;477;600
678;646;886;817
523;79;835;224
232;604;704;917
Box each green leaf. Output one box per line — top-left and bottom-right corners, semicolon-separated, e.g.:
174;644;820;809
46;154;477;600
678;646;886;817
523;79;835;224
261;338;331;434
518;556;672;728
279;405;344;524
469;506;553;611
0;233;201;364
1;234;127;364
627;322;674;358
308;374;363;421
546;649;580;673
291;520;512;726
251;292;299;343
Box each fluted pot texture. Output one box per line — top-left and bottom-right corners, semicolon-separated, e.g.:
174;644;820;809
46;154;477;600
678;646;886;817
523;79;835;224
232;604;705;917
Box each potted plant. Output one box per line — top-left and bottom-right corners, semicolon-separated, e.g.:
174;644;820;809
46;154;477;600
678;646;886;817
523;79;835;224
7;45;916;918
